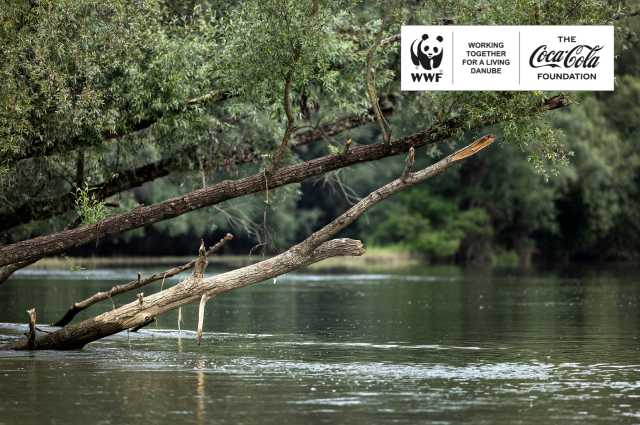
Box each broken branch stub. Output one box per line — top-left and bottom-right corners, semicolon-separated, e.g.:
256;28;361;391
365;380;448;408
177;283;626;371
193;239;208;278
450;135;495;161
26;308;36;350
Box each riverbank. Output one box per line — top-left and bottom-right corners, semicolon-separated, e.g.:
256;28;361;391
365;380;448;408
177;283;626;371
26;246;421;272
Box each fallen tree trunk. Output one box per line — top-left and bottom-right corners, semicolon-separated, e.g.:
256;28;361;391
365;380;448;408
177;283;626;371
0;95;562;268
7;238;365;350
5;134;494;351
52;233;233;327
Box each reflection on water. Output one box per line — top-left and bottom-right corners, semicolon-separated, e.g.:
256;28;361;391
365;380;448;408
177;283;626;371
0;265;639;424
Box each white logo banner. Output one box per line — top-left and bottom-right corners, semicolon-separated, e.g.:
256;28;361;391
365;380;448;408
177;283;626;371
401;26;614;91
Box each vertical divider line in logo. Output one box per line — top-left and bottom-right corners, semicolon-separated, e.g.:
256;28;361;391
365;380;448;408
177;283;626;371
518;31;521;85
451;31;454;84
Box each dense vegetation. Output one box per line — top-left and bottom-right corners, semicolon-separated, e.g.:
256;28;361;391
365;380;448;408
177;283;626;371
1;0;638;269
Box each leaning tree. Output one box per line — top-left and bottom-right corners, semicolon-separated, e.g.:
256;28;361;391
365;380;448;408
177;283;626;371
0;0;636;349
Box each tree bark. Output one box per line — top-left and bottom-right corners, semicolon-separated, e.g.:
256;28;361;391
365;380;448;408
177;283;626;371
0;96;564;268
5;133;494;351
0;259;38;284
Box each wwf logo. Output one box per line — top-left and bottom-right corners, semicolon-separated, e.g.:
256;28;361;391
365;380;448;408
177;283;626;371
410;34;444;70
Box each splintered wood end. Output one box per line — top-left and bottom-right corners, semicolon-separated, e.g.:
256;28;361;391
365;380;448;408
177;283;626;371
451;135;496;162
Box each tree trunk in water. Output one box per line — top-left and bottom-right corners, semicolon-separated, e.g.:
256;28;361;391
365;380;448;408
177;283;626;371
7;238;365;350
4;134;495;351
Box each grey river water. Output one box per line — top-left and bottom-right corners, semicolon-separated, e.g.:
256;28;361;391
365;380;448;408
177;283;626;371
0;264;639;424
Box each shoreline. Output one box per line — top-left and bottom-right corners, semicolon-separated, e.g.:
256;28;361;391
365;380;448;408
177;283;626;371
25;248;421;272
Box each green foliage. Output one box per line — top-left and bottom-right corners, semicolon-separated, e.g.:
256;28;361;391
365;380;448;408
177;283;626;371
74;183;108;225
0;0;637;264
365;189;491;260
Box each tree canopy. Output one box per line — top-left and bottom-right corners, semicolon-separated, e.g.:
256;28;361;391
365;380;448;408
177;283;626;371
0;0;638;275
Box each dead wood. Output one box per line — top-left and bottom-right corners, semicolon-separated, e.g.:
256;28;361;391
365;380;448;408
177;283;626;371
25;308;36;350
5;134;494;351
52;234;233;327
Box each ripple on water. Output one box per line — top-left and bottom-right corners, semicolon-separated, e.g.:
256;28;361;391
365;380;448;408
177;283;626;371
210;356;554;381
279;273;458;284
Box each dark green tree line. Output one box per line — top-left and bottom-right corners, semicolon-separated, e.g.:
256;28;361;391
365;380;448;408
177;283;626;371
0;0;638;276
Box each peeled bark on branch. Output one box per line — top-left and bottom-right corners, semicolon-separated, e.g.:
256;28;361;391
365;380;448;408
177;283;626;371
52;233;233;327
5;133;494;351
25;308;36;350
0;96;564;268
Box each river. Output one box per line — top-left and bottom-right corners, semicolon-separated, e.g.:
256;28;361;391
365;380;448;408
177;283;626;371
0;264;638;424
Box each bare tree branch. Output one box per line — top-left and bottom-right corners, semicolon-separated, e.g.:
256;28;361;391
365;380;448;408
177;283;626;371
0;95;568;269
268;48;301;173
52;233;233;327
5;133;495;351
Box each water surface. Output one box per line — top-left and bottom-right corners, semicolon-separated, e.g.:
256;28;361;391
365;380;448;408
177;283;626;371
0;265;639;424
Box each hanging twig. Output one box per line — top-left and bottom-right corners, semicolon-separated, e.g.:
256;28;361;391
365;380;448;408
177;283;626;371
366;23;392;145
25;308;36;350
268;49;300;174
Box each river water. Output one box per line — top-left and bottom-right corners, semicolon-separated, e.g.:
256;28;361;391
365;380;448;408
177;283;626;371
0;265;638;424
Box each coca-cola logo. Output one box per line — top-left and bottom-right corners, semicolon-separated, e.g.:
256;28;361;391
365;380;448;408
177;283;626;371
529;44;603;69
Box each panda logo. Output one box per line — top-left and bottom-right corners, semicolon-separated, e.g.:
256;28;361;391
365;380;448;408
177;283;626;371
410;34;444;70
